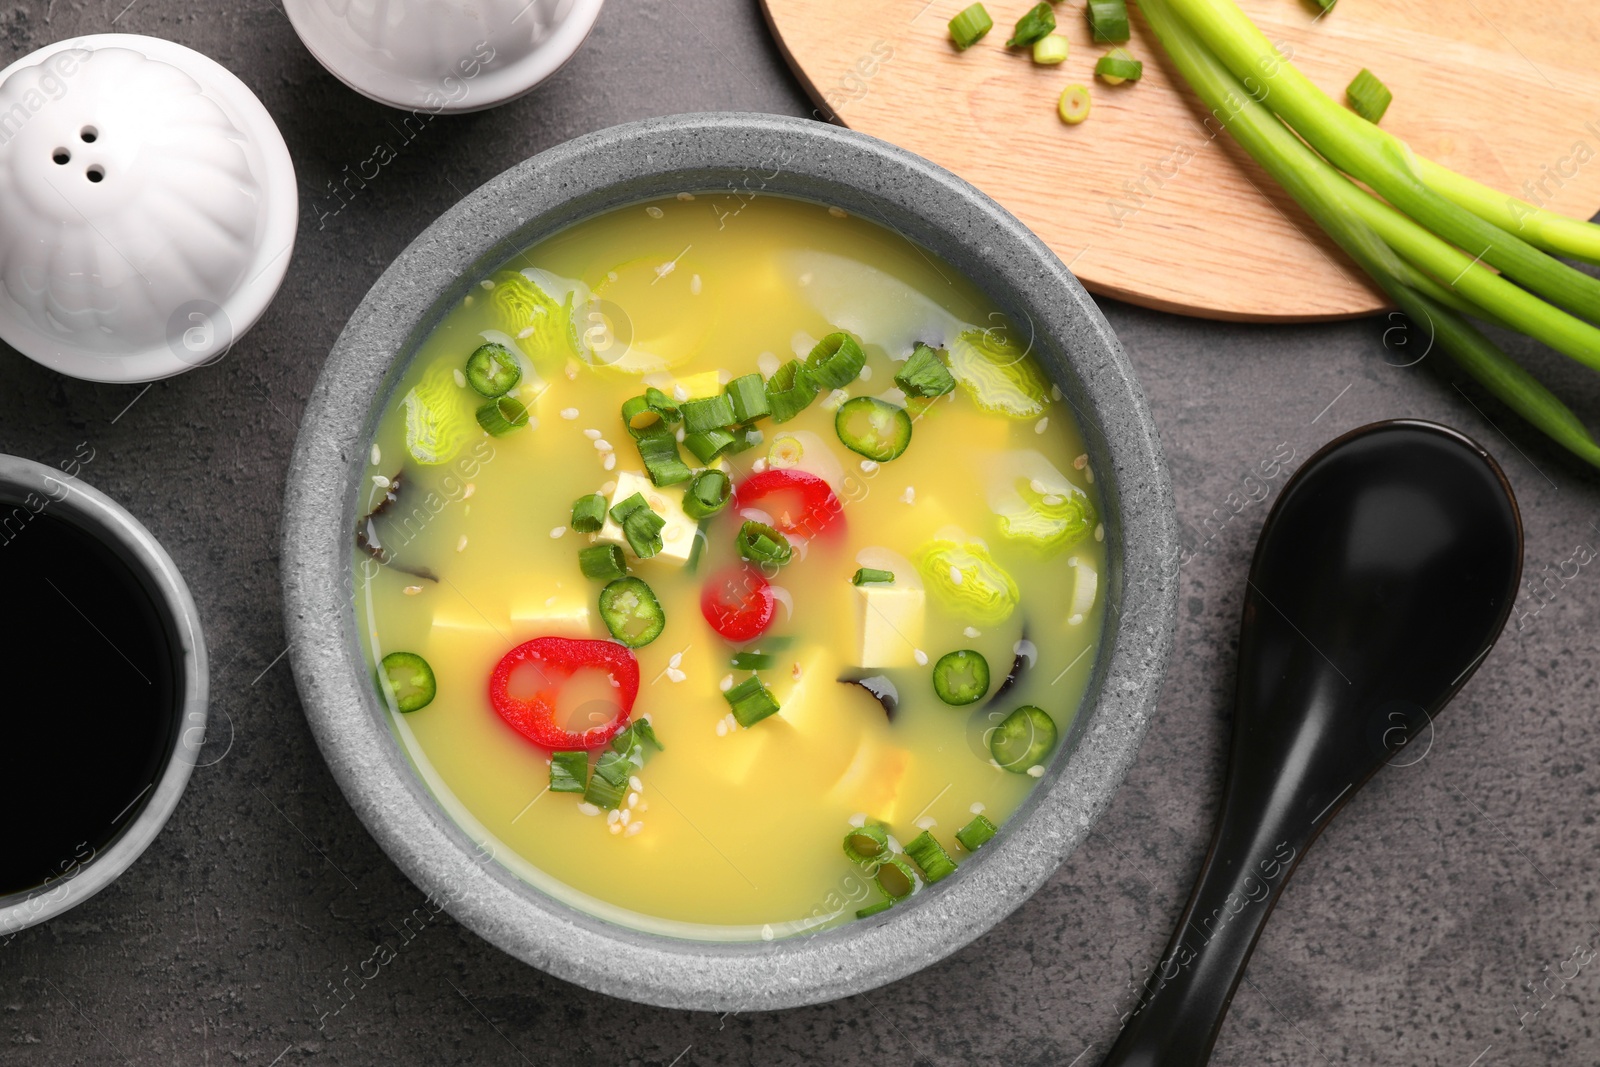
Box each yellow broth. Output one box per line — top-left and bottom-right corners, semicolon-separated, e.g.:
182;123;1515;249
353;193;1107;939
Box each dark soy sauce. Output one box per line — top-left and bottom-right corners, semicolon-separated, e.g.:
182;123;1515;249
1;508;177;897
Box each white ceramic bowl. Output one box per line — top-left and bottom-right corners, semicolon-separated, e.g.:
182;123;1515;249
284;0;605;113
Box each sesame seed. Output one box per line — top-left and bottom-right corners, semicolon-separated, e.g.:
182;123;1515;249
1035;417;1049;434
963;626;981;638
550;527;566;538
902;486;916;504
584;428;602;439
690;274;702;295
1027;765;1046;778
456;535;468;552
969;802;986;815
1068;613;1085;625
607;809;621;824
517;326;534;339
719;674;734;692
402;585;422;596
949;565;964;586
463;482;476;499
656;261;676;279
577;802;601;816
715;721;728;737
479;279;494;290
370;443;381;465
859;365;873;380
603;454;616;471
453;369;467;388
848;813;867;828
1044;494;1065;506
601;481;617;495
609;822;622;835
828;206;848;218
1051;384;1063;400
595;440;613;453
668;652;684;668
646;206;664;218
752;458;767;473
619;809;632;826
913;649;929;666
677;192;695;201
1094;523;1104;542
372;474;391;489
625;821;644;836
914;815;936;830
629;775;643;792
666;668;686;683
628;792;640;807
1074;454;1088;470
1085;467;1095;484
559;408;579;421
859;459;878;473
673;385;689;401
1030;478;1050;494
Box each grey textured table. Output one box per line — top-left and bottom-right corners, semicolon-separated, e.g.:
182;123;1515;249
3;2;1599;1064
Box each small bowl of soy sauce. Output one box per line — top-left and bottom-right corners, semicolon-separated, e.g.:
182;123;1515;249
0;454;206;940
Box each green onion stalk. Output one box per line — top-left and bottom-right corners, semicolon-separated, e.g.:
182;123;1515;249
1138;0;1600;469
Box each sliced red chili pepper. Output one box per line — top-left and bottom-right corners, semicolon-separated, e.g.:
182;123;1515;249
488;636;638;751
733;468;844;539
700;564;776;642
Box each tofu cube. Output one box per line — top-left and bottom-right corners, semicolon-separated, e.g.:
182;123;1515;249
595;470;698;566
509;593;595;637
672;371;724;400
853;585;925;668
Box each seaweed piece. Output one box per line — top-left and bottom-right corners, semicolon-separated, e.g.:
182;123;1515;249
989;630;1036;704
355;471;439;583
839;673;900;720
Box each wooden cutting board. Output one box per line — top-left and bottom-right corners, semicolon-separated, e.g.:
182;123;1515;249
761;0;1600;321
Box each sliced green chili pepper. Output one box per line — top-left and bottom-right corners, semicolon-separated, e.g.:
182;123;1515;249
933;649;991;706
835;396;913;461
990;704;1058;772
598;577;666;647
465;342;521;397
379;651;436;712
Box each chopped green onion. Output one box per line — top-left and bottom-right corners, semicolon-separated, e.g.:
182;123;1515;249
730;651;776;671
948;3;993;49
990;704;1058;772
736;520;793;566
851;567;895;586
1095;48;1143;84
933;649;991;705
1007;2;1054;47
610;493;650;523
578;543;627;581
724;675;780;727
594;748;637;788
956;814;998;851
843;823;890;864
904;830;958;883
1058;83;1092;125
894;343;956;398
645;387;681;422
684;469;732;519
633;425;693;487
874;856;917;900
724;374;771;422
805;331;867;389
623;509;666;559
465;342;521;397
684;428;738;464
613;717;663;754
682;394;736;434
835;396;913;461
1087;0;1130;42
571;493;607;533
378;651;436;713
549;751;588;793
583;771;625;810
1345;67;1392;124
765;360;820;422
856;897;894;919
475;396;529;436
1032;33;1069;65
727;424;763;454
598;576;666;647
621;394;663;433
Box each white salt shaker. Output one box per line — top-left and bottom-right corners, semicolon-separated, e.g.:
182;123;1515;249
284;0;606;114
0;35;298;382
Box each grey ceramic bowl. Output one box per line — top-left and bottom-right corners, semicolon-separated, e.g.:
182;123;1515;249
281;112;1178;1011
0;455;208;938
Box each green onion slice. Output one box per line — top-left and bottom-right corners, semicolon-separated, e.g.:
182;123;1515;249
874;856;917;900
612;718;663;755
851;567;895;586
949;2;992;49
682;394;736;434
571;493;607;533
765;360;820;422
549;751;588;793
1058;83;1092;125
729;651;776;671
805;331;867;389
933;649;991;706
623;509;666;559
1032;34;1069;66
621;394;663;433
1007;1;1055;47
684;469;732;519
894;343;957;398
956;814;998;851
1346;67;1392;124
990;704;1058;772
843;823;890;864
378;651;436;713
684;428;737;464
465;342;521;398
856;897;894;919
835;396;913;461
578;543;627;581
583;771;625;810
1086;0;1129;42
475;396;529;436
1095;48;1143;84
736;520;794;566
724;675;781;727
904;830;958;883
598;576;666;647
725;374;771;423
633;425;693;487
594;748;637;788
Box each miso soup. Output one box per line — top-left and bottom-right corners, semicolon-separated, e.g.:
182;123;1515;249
354;194;1107;939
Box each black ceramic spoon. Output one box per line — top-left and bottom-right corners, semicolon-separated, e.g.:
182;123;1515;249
1100;420;1523;1067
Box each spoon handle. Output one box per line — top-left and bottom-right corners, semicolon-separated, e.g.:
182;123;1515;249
1097;780;1317;1067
